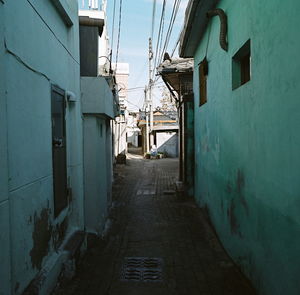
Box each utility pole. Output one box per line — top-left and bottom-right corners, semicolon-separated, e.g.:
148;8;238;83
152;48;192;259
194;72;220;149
144;87;150;153
148;38;154;147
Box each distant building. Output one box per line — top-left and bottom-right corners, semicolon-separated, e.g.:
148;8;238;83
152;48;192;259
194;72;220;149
112;63;129;156
138;110;179;157
79;0;119;234
127;111;141;148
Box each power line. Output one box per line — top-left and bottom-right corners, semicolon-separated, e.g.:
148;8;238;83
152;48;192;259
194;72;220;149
152;0;166;81
115;0;123;72
125;99;143;109
126;83;165;92
171;34;180;57
159;0;181;66
110;0;117;59
160;0;181;61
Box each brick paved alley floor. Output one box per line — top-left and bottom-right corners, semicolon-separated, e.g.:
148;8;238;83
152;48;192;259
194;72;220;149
53;153;256;295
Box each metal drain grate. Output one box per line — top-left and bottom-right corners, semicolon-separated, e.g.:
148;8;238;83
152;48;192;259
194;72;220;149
136;189;156;196
121;257;163;282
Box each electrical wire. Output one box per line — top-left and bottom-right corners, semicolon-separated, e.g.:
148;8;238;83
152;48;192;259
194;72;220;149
152;0;166;81
160;0;180;61
115;0;123;72
110;0;117;61
125;99;142;109
171;34;180;57
158;0;181;66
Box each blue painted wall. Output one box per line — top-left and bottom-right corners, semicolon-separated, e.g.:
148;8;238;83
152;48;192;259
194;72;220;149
192;1;300;294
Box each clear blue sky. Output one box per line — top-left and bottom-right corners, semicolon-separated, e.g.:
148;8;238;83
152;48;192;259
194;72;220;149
107;0;188;110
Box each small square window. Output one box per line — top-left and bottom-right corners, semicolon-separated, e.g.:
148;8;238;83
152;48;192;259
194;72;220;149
199;57;208;106
232;40;251;90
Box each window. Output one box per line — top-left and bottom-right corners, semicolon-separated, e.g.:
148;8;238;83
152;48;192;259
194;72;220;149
51;85;68;217
232;39;251;90
199;57;208;106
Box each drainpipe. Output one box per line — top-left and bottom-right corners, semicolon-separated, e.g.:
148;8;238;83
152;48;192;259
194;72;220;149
207;8;228;51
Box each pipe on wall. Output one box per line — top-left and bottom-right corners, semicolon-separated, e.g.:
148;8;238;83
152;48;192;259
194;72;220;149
207;8;228;51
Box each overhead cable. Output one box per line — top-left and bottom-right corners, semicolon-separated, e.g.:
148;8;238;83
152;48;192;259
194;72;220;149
152;0;166;80
110;0;117;61
159;0;181;66
115;0;123;73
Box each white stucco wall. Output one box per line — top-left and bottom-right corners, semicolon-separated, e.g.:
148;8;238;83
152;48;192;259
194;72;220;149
156;132;179;157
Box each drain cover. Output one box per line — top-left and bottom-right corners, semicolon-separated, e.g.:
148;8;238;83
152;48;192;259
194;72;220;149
121;257;163;282
136;190;156;196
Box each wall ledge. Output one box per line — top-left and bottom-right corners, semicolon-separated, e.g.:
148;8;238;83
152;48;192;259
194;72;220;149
50;0;73;27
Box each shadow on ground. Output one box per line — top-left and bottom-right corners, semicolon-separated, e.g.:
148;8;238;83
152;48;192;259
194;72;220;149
53;154;256;295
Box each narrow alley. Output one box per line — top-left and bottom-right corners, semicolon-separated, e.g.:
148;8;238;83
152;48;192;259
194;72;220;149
53;153;255;295
1;1;300;294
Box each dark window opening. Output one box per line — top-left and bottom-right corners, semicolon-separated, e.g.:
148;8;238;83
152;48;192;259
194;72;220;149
51;85;68;217
232;39;251;89
199;57;208;106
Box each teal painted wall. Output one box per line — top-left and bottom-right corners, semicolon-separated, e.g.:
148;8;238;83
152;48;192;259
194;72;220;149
193;1;300;294
0;1;84;294
184;101;194;197
0;3;12;295
83;116;110;234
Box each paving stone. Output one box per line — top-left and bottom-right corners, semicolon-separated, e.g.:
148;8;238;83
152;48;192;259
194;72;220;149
52;154;256;295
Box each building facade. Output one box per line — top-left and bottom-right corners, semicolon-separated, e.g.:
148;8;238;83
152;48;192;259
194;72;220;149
158;57;194;196
113;63;129;156
180;1;300;295
79;0;119;234
0;1;84;294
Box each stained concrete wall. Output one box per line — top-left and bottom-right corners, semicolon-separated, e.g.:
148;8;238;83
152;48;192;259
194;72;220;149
192;1;300;294
0;1;84;294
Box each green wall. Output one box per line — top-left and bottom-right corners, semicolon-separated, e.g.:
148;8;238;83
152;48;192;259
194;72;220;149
193;1;300;294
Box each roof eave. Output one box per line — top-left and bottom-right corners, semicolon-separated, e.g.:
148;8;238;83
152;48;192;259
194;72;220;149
179;0;219;57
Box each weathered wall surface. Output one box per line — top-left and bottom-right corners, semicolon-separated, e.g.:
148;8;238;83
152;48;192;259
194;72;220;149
1;1;84;294
0;2;12;295
83;116;110;233
193;1;300;294
184;101;194;197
